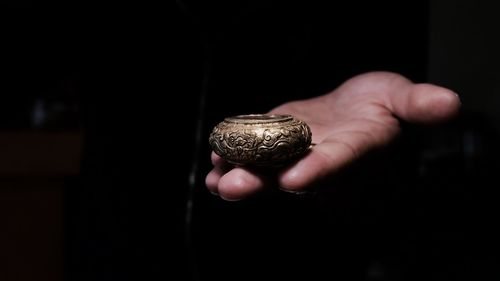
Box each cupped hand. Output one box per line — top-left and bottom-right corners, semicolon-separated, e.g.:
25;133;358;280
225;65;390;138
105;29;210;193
206;71;461;200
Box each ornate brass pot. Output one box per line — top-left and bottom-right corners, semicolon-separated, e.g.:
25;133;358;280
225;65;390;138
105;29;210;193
209;114;312;167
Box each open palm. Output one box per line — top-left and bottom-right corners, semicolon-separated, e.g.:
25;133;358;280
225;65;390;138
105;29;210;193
206;72;460;200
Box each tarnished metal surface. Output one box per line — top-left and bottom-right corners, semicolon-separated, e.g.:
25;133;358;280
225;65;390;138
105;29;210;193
209;114;312;167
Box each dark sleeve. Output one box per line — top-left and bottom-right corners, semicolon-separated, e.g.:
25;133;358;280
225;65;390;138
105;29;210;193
192;1;432;281
67;1;433;281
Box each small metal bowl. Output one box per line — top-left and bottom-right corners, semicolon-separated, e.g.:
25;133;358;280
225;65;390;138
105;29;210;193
209;114;312;167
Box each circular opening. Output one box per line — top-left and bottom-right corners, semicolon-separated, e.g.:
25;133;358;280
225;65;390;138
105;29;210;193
225;114;293;124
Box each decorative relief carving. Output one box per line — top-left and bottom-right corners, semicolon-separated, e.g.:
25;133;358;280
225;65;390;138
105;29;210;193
209;114;312;167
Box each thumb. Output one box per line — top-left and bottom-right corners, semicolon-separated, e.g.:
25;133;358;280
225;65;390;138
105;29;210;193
389;83;461;124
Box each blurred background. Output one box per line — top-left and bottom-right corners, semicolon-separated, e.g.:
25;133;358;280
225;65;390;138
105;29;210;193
2;1;500;280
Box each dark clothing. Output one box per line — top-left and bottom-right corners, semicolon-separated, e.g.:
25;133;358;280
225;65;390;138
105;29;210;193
6;2;500;280
13;2;474;281
64;2;431;281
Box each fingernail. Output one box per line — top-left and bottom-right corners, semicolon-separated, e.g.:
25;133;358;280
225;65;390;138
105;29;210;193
456;94;462;104
219;195;242;202
279;187;309;195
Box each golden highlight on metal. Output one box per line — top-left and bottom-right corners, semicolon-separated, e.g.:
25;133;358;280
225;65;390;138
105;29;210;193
209;114;312;167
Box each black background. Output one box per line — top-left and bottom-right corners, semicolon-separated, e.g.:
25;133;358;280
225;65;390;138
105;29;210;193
4;1;500;280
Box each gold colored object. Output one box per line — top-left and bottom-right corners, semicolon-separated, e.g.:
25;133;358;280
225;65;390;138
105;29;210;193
209;114;312;167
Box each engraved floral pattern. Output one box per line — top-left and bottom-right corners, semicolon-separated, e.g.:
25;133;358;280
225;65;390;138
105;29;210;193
209;115;312;167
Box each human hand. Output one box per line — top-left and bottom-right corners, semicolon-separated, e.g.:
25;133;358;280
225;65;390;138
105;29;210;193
206;71;461;200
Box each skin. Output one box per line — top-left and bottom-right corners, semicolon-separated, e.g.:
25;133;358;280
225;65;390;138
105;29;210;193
206;71;461;201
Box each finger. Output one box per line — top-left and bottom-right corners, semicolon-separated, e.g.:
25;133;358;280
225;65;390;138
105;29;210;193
205;165;226;194
278;141;356;191
211;151;224;166
217;167;270;201
386;80;461;124
342;72;460;124
205;152;231;194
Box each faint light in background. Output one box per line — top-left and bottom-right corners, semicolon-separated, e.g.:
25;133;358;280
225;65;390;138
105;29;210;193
32;98;46;129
